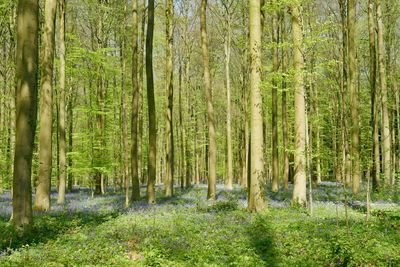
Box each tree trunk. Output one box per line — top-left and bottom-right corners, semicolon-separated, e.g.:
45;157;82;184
164;0;174;196
376;0;391;186
67;92;73;190
224;13;233;191
281;12;289;189
248;0;265;212
13;0;39;230
348;0;361;194
291;3;307;206
200;0;217;200
57;0;66;204
271;3;279;192
146;0;156;204
130;0;140;202
35;0;57;211
368;0;380;189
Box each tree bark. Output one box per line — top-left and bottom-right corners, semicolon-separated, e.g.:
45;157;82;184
35;0;57;211
281;12;289;190
291;3;307;206
130;0;140;203
57;0;66;204
200;0;217;200
347;0;361;194
13;0;39;230
248;0;265;212
146;0;156;204
271;2;279;192
368;0;380;189
376;0;391;186
223;4;233;190
164;0;174;197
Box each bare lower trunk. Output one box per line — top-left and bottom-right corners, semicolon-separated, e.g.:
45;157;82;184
57;0;67;204
200;0;216;200
248;0;265;212
35;0;57;211
291;3;307;206
164;0;174;196
146;0;156;204
348;0;361;194
13;0;39;230
376;0;391;186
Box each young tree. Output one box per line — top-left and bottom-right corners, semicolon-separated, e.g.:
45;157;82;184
164;0;174;197
200;0;217;200
291;2;307;206
347;0;361;194
131;0;141;202
57;0;66;204
368;0;380;188
248;0;265;212
34;0;57;211
13;0;40;229
376;0;391;186
271;0;279;192
221;0;234;190
281;12;289;190
146;0;157;204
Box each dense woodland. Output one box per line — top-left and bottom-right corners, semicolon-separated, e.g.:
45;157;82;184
0;0;400;265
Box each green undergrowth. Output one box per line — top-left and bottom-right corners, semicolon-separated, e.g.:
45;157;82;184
0;187;399;266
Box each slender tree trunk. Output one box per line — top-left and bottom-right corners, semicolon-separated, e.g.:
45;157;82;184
291;3;307;206
224;15;233;190
376;0;391;186
281;14;289;189
164;0;174;196
138;0;145;185
271;3;279;192
35;0;57;211
130;0;140;202
67;93;73;190
348;0;361;194
368;0;380;189
13;0;39;229
248;0;265;212
200;0;216;200
57;0;66;204
146;0;156;204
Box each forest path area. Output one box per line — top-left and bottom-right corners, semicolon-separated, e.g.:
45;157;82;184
1;184;399;266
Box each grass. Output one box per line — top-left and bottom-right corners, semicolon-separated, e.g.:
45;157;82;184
0;184;399;266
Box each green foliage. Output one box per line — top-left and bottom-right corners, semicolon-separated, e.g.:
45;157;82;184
1;187;399;266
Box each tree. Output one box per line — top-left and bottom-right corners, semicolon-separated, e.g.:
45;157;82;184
248;0;265;212
146;0;157;204
57;0;66;204
221;0;234;191
200;0;217;200
347;0;361;194
164;0;174;197
131;0;141;202
280;11;289;190
34;0;57;211
271;0;279;192
291;2;307;206
13;0;40;230
368;0;380;189
376;0;392;186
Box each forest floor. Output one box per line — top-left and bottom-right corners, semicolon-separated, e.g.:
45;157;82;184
0;182;400;266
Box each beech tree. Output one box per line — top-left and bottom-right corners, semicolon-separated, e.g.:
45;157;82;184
34;0;57;211
291;1;307;206
200;0;217;200
248;0;265;212
13;0;39;229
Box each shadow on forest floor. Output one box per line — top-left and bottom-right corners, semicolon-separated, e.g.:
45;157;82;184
247;215;278;266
